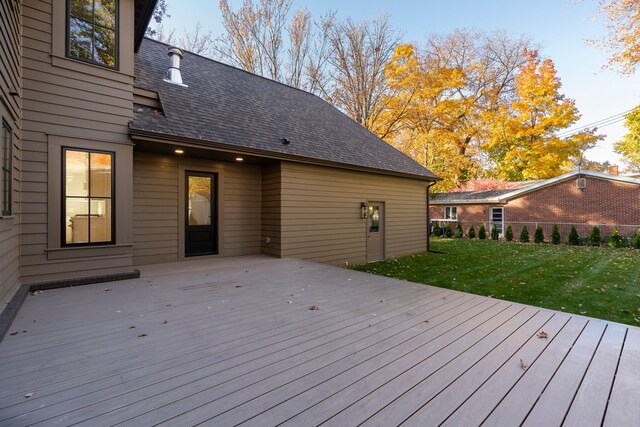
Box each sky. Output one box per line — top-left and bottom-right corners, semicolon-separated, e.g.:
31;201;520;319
157;0;640;169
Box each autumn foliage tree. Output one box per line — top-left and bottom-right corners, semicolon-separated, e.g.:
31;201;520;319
592;0;640;75
615;105;640;171
485;50;598;181
382;30;532;189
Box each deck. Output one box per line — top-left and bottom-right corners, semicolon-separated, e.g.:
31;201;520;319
0;256;638;426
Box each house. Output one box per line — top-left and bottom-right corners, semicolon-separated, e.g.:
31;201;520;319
429;170;640;239
0;0;438;316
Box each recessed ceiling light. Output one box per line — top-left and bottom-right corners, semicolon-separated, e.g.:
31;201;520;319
235;157;244;162
174;149;184;154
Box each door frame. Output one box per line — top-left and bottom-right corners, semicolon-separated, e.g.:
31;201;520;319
490;206;504;236
178;165;225;259
366;201;385;262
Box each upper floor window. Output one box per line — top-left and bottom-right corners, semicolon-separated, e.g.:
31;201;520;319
444;206;457;220
1;120;12;216
67;0;118;69
63;148;114;246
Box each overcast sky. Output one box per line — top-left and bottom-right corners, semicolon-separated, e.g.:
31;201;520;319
158;0;640;168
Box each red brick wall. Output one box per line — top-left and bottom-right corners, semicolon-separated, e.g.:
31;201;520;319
430;176;640;239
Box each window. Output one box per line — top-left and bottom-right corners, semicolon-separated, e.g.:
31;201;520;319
63;148;114;245
490;207;504;236
1;120;12;216
444;206;457;220
67;0;118;68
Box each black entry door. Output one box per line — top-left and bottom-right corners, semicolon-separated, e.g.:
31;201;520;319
185;172;217;256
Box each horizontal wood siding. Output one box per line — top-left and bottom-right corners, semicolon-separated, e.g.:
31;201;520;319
19;0;137;283
280;162;428;265
0;0;22;310
132;152;261;265
261;163;281;257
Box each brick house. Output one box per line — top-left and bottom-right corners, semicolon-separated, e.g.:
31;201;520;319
429;170;640;240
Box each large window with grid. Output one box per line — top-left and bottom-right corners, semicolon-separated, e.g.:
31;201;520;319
1;119;11;216
63;148;114;245
67;0;118;68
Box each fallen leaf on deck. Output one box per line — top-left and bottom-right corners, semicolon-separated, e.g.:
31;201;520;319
380;300;385;303
166;304;172;307
30;290;42;296
537;331;548;339
162;320;168;325
128;326;136;329
308;305;320;310
9;331;18;336
104;288;112;292
520;358;528;370
24;393;33;398
424;320;429;323
138;333;148;338
235;285;242;288
287;301;293;304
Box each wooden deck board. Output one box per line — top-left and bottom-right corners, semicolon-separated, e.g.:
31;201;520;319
0;256;638;426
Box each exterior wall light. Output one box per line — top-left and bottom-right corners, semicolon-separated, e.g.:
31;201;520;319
174;149;184;154
235;157;244;162
360;202;368;219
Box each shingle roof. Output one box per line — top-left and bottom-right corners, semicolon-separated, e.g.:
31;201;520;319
131;39;438;180
431;189;517;202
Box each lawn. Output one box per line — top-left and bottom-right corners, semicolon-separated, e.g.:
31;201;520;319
352;238;640;326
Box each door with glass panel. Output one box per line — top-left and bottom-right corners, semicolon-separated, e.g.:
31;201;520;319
366;202;384;262
490;207;504;236
185;172;217;256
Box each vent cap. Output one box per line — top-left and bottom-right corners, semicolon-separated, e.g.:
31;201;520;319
164;47;187;87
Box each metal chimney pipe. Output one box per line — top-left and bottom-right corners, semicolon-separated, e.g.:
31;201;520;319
164;47;187;87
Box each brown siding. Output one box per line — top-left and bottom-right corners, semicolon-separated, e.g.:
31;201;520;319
0;0;22;309
261;163;281;257
19;0;137;283
279;162;427;265
132;152;262;265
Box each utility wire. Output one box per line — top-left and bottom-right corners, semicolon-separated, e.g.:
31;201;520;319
556;109;631;138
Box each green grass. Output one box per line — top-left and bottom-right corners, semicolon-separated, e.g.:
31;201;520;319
352;238;640;326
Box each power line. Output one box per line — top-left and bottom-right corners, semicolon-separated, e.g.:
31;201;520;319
556;109;631;138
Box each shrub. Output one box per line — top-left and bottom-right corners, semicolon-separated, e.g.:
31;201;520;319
609;227;623;248
478;224;487;240
468;225;476;239
551;224;561;245
454;223;464;238
633;229;640;249
444;223;453;238
534;226;544;243
432;222;441;236
505;225;513;242
519;226;529;243
589;226;601;246
491;225;499;240
568;226;580;245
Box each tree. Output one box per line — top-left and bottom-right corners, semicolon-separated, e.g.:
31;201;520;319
468;224;476;239
633;228;640;248
485;50;599;181
615;105;640;171
145;0;170;38
609;226;624;248
551;224;561;244
491;225;499;240
383;30;532;190
519;226;529;243
478;224;487;240
454;223;464;238
568;226;580;245
590;226;602;246
505;225;514;242
432;222;441;236
444;223;453;238
534;226;544;243
592;0;640;75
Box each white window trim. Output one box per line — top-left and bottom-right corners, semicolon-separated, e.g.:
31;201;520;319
445;206;458;220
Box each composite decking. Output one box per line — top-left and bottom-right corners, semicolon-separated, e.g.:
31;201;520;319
0;256;638;426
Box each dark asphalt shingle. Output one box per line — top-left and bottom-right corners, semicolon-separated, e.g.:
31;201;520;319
131;39;438;180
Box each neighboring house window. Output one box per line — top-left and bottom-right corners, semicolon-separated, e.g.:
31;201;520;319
63;148;114;245
490;207;504;235
1;120;11;216
67;0;118;69
445;206;457;220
